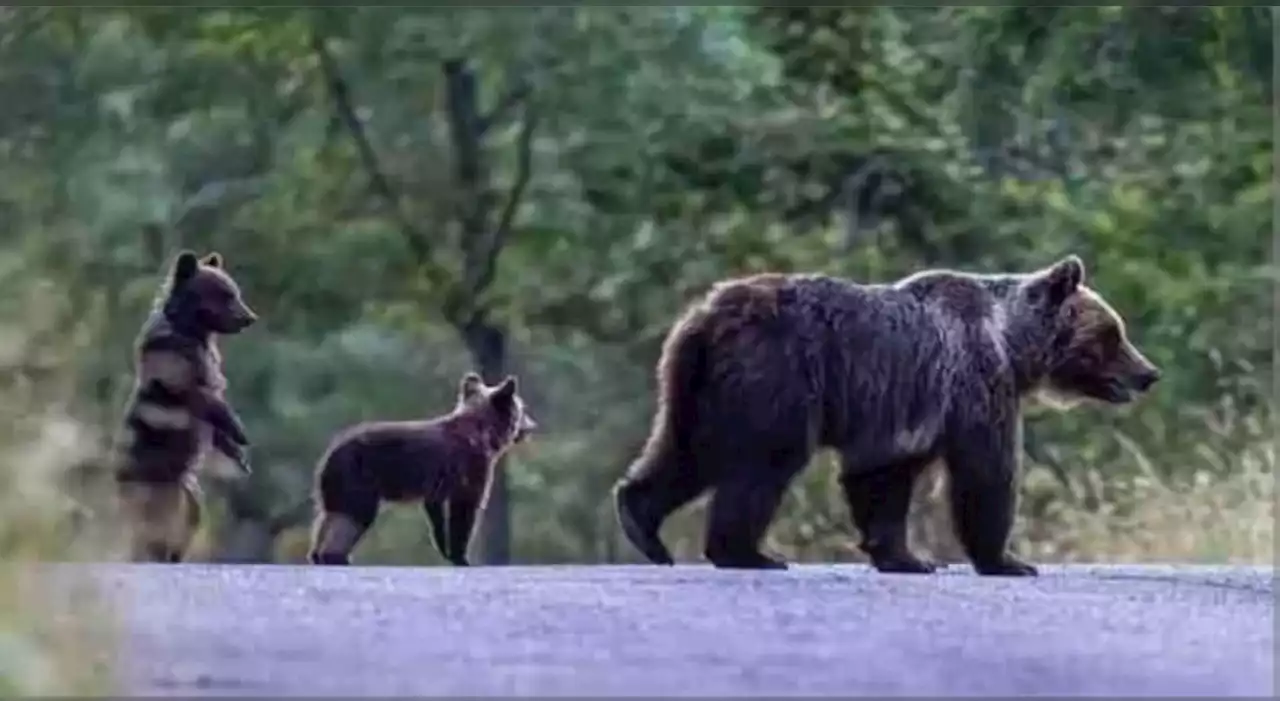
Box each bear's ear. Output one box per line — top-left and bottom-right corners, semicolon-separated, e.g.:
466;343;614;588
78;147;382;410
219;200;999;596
201;252;223;269
459;372;484;399
171;250;199;286
1036;254;1085;307
492;376;518;405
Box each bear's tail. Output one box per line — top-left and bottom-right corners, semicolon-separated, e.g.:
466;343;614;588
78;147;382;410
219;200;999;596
613;305;713;566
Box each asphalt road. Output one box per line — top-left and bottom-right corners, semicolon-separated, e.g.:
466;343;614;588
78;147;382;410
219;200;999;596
90;563;1273;697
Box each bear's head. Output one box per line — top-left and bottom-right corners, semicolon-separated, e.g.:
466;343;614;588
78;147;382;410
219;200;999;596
1017;255;1161;408
456;372;538;445
162;250;257;337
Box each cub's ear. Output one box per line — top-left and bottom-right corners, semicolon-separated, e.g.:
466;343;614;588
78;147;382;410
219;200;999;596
171;250;199;286
202;252;223;269
459;372;484;399
492;376;518;405
1034;254;1085;307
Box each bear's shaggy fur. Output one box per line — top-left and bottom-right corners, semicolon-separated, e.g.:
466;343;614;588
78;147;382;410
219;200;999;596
614;255;1160;575
307;373;537;566
113;250;258;563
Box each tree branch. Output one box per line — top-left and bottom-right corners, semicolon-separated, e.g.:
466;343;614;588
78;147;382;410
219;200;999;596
311;26;446;284
468;102;537;304
479;75;531;136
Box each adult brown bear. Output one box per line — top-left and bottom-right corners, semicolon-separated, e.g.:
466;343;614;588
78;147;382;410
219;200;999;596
614;256;1159;575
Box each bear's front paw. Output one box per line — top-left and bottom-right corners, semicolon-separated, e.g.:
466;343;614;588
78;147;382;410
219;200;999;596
872;551;941;575
308;552;351;566
705;546;789;570
234;449;252;474
974;554;1038;577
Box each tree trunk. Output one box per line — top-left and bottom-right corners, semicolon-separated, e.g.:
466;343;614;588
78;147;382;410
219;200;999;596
460;315;510;565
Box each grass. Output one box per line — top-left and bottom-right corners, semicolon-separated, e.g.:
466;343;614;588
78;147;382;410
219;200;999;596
0;293;125;695
0;410;123;696
1021;438;1274;566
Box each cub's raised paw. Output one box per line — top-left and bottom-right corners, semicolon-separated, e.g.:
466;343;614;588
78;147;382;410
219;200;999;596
231;446;252;475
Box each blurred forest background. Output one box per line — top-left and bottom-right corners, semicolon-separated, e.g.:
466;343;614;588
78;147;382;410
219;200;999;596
0;6;1273;581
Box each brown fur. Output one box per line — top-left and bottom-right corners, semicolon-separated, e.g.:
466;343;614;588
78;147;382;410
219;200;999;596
113;250;258;563
118;474;202;562
307;373;537;566
614;255;1160;574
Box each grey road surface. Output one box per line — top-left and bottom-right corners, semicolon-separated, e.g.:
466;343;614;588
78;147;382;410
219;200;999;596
92;563;1273;697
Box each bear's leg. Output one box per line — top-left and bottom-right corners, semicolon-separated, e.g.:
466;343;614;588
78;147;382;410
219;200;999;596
140;542;171;563
309;458;378;566
422;500;449;562
123;481;191;564
615;467;709;566
839;458;938;574
446;496;481;567
307;512;372;566
122;512;158;562
944;420;1037;577
134;516;177;563
166;478;202;564
703;463;800;570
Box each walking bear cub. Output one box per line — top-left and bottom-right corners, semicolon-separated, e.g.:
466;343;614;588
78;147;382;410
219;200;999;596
114;250;258;563
614;255;1160;575
308;372;537;566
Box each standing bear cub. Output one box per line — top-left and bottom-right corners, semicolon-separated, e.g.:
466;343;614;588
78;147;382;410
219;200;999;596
308;372;537;566
614;255;1160;575
114;249;258;563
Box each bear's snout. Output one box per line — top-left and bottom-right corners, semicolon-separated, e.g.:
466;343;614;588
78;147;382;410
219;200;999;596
514;414;537;443
1129;366;1160;393
1120;342;1160;394
232;303;258;330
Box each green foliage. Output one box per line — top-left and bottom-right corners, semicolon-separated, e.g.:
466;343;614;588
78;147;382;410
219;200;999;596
0;7;1269;567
